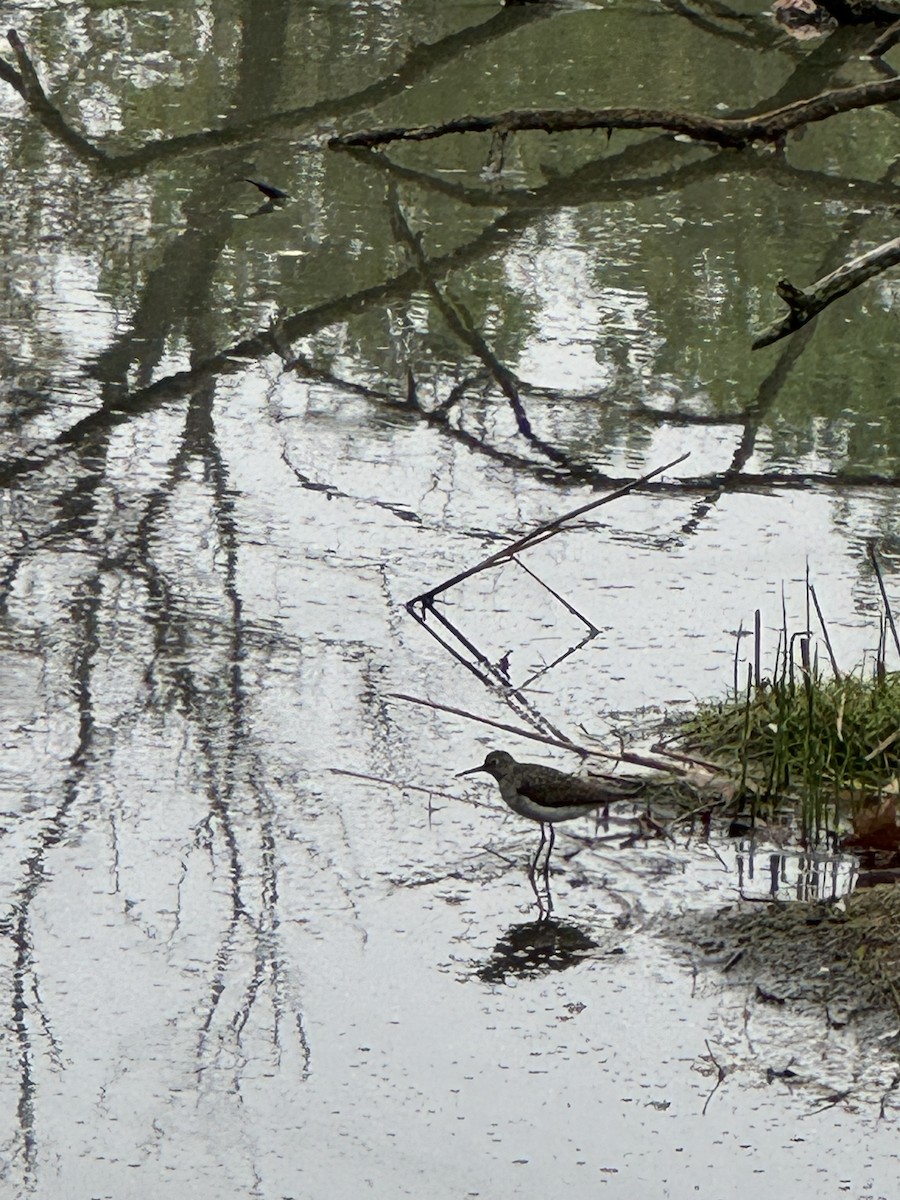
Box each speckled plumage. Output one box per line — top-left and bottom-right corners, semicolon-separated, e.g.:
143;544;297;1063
458;749;643;824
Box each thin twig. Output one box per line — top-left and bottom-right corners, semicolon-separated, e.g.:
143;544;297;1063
408;451;689;605
805;1090;852;1117
869;541;900;660
389;694;585;752
515;630;597;693
483;846;520;869
809;583;841;678
329;767;461;801
701;1039;728;1115
514;558;599;633
649;743;724;772
386;692;681;772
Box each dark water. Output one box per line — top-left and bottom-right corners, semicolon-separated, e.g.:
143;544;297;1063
1;3;899;1196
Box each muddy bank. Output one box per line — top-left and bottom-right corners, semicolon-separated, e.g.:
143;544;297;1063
664;881;900;1108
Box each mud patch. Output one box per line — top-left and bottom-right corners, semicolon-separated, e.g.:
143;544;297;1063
664;885;900;1108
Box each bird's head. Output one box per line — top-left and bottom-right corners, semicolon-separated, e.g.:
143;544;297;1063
457;750;515;781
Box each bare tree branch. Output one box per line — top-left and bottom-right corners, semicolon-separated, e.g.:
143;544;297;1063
408;452;690;607
753;235;900;349
330;76;900;151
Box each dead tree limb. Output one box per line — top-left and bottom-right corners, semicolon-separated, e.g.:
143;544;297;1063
330;76;900;151
752;235;900;349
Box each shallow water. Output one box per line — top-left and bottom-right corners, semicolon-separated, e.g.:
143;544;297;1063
1;2;899;1197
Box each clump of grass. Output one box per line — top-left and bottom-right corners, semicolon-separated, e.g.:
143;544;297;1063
685;670;900;829
681;558;900;844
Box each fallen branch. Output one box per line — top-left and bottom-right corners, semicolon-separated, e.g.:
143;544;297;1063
386;693;682;773
408;451;689;607
330;76;900;151
752;234;900;349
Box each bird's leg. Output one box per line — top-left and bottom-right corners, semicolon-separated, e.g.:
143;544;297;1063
542;824;555;915
529;824;547;911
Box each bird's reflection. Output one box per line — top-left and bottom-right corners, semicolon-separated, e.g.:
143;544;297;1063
458;748;645;917
476;917;607;983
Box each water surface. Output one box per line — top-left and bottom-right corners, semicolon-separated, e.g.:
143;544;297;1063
1;2;899;1196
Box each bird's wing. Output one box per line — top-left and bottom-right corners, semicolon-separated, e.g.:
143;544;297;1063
589;772;645;796
517;772;641;809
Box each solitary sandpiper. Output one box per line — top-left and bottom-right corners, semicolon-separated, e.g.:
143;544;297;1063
458;749;644;909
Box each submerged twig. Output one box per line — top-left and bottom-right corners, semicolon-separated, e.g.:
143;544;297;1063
701;1039;728;1115
328;767;493;810
389;693;582;752
805;1090;852;1116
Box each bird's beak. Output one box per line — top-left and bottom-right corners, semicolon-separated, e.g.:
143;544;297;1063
456;764;485;778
